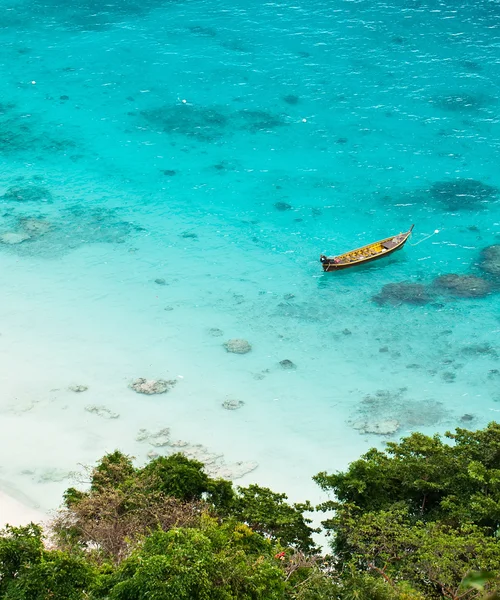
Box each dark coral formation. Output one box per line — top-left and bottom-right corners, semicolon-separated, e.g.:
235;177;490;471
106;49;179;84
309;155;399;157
0;204;141;258
274;202;292;211
478;245;500;276
429;179;498;211
180;232;198;240
461;343;498;358
188;25;217;37
351;389;451;435
460;60;482;73
29;0;180;31
372;282;433;306
432;93;486;112
0;103;78;157
3;186;52;203
141;105;228;142
139;104;288;141
433;274;491;298
236;110;288;132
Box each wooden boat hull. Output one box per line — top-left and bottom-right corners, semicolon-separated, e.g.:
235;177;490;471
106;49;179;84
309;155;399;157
320;225;414;272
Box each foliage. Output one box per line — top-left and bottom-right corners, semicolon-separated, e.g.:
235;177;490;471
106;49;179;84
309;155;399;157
0;523;44;595
93;518;286;600
314;422;500;527
7;424;500;599
229;484;318;552
54;485;203;562
314;423;500;600
330;506;500;599
90;450;136;493
0;524;94;599
140;453;212;501
55;451;316;560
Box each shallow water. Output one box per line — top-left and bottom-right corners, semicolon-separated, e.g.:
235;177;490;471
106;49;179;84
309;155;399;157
0;0;499;511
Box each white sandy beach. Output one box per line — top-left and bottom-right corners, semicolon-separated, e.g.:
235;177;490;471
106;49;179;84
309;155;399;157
0;490;46;529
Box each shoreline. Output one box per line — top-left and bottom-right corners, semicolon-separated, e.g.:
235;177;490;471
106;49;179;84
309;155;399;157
0;489;47;529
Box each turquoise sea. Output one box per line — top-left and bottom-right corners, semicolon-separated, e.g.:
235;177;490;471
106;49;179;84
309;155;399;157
0;0;499;512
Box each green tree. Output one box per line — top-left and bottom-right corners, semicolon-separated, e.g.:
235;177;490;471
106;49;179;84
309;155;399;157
0;524;94;600
96;517;286;600
314;422;500;527
230;484;318;553
331;507;500;599
139;453;211;501
314;424;500;599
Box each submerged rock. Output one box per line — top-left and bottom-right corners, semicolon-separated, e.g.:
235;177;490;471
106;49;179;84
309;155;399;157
136;427;171;446
274;201;292;211
69;384;88;393
433;93;486;113
168;439;189;448
461;343;498;358
0;231;30;245
35;468;75;483
222;399;245;410
180;231;198;239
129;378;177;394
223;338;252;354
372;282;433;306
19;218;52;236
433;274;491;298
85;405;119;419
352;419;400;435
429;179;498;211
3;185;52;203
478;245;500;276
461;413;475;422
208;327;224;337
141;104;228;142
206;461;258;479
441;371;456;383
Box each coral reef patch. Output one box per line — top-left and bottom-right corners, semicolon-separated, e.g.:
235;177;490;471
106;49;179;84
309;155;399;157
85;405;119;419
136;428;171;446
372;282;433;306
222;399;245;410
223;339;252;354
349;388;452;436
0;232;30;245
129;378;177;394
0;204;141;258
136;428;258;480
3;186;53;203
69;385;88;393
433;274;491;298
140;105;228;141
139;103;289;142
352;418;399;435
431;93;487;112
429;179;498;211
208;328;224;337
478;245;500;276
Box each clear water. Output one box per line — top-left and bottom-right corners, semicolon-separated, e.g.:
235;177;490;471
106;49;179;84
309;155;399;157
0;0;499;511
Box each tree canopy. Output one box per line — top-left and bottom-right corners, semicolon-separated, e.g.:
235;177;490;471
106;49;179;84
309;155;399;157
2;424;500;599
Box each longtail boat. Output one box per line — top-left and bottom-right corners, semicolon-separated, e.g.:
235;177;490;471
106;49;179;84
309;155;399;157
320;225;414;271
